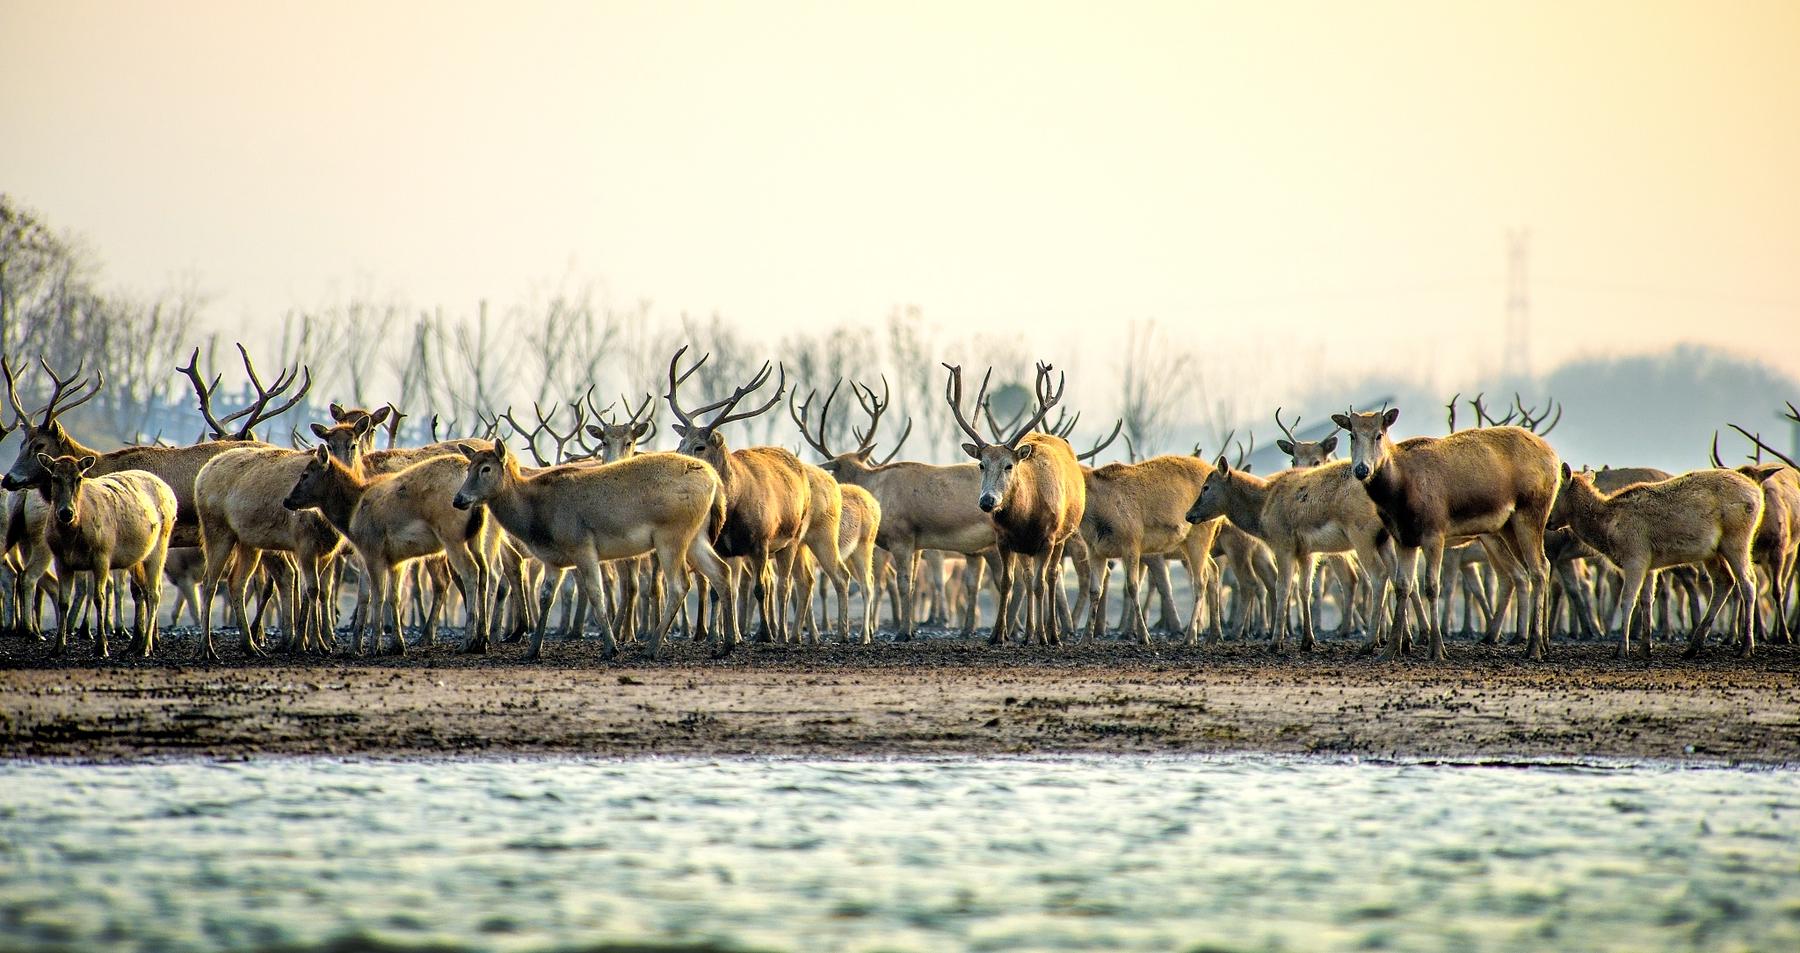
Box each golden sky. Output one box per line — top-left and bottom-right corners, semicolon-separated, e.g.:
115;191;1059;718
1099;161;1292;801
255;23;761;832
4;0;1799;388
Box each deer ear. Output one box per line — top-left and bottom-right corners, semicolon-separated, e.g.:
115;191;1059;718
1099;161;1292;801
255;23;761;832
962;442;982;459
34;452;54;469
329;402;347;421
671;423;690;438
353;417;375;438
369;406;391;426
314;444;330;464
1016;444;1035;461
631;422;650;440
1329;414;1351;430
493;438;510;461
76;455;97;473
310;423;331;439
1215;454;1230;473
707;431;724;448
1276;439;1295;455
1320;435;1338;454
456;442;481;460
1560;462;1572;482
586;425;605;439
1381;408;1400;429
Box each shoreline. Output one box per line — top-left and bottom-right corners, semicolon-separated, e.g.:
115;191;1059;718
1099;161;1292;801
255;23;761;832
5;630;1799;765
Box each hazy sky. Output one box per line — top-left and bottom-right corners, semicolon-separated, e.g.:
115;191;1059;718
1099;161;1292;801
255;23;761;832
5;0;1799;389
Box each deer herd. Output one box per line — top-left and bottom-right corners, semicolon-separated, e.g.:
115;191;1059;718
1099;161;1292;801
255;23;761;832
2;345;1797;666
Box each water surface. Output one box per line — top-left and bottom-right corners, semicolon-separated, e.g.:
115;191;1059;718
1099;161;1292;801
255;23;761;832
1;756;1795;952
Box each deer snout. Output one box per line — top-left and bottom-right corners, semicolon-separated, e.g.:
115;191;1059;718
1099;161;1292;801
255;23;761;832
452;493;473;511
280;494;303;511
1;473;26;491
978;493;1000;513
1352;463;1371;480
55;506;75;525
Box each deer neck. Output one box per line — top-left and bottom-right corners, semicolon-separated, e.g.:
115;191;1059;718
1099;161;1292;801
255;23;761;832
315;466;370;535
1561;483;1616;553
1224;474;1270;538
51;426;101;462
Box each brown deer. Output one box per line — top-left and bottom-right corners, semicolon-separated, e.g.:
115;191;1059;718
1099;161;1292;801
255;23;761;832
1718;425;1800;645
36;454;177;657
1186;456;1396;652
1549;464;1764;658
798;377;1004;641
586;392;659;462
282;447;497;655
944;362;1086;645
1077;453;1221;644
668;347;852;645
1331;407;1560;661
192;409;375;661
451;440;735;660
3;349;308;549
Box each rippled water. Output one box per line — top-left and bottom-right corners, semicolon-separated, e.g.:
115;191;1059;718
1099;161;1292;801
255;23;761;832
1;757;1796;953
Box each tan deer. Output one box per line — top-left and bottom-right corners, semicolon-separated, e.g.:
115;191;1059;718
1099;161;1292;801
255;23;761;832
36;454;177;657
451;440;735;660
1550;464;1763;658
943;362;1086;645
282;447;496;656
1332;407;1560;661
193;408;375;661
1186;456;1396;653
1076;452;1221;645
2;349;312;542
667;347;852;646
799;377;1009;641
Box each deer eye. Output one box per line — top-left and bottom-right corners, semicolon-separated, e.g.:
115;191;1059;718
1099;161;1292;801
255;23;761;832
1005;464;1014;472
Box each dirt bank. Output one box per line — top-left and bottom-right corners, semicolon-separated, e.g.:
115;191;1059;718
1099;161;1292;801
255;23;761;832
3;629;1797;764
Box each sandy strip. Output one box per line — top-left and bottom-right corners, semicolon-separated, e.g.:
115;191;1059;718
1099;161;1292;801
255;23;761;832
3;631;1797;764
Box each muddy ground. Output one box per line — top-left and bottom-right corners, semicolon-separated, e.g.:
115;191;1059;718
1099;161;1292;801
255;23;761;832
2;627;1797;764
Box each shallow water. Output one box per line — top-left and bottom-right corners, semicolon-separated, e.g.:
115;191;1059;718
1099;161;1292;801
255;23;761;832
1;756;1796;953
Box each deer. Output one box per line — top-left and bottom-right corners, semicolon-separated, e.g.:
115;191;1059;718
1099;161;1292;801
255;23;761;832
1271;406;1370;635
668;347;852;647
1332;407;1560;661
1076;450;1221;645
1720;421;1800;646
1549;463;1763;658
788;482;883;644
1185;454;1397;653
450;440;736;660
586;392;659;462
797;377;1009;642
34;454;177;657
281;446;497;655
2;349;310;548
943;362;1086;645
192;384;376;661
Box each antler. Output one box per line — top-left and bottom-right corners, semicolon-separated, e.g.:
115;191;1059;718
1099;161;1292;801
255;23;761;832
1445;392;1460;433
176;348;233;438
1233;431;1255;471
1002;362;1066;448
789;379;844;458
665;345;784;434
1;355;37;430
1274;406;1301;445
499;406;552;466
33;358;102;428
942;363;993;448
1711;431;1726;468
213;344;313;440
1513;394;1562;436
1044;407;1080;439
1468;392;1516;428
979;394;1026;442
383;402;406;449
663;345;711;430
1729;422;1799;470
1075;419;1124;462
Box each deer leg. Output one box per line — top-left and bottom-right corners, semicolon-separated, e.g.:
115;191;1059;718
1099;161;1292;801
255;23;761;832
1378;547;1419;661
525;568;566;661
51;569;76;656
1084;555;1107;645
1615;563;1649;660
1270;548;1297;654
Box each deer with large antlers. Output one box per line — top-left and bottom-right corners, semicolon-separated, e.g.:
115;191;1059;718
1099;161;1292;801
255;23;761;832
1332;407;1561;661
944;362;1086;645
795;376;1007;641
2;348;308;549
668;346;851;647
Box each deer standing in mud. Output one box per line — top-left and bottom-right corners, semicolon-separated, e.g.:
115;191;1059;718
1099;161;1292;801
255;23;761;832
1550;463;1763;658
944;362;1086;645
1332;407;1560;661
800;377;1006;641
282;447;498;656
451;440;736;660
667;347;852;647
36;454;177;657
